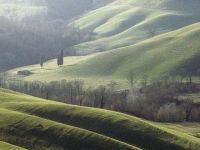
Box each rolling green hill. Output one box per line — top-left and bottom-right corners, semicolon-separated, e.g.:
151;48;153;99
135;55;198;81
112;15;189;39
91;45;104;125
72;0;200;54
0;0;116;71
0;88;200;150
10;22;200;87
0;141;26;150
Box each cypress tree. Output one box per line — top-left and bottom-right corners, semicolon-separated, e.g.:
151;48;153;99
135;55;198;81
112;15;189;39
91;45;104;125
57;50;64;66
57;55;61;66
40;55;44;68
60;49;64;65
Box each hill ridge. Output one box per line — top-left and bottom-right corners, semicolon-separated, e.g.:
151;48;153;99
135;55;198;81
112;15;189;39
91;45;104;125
0;88;200;150
72;0;200;54
10;22;200;87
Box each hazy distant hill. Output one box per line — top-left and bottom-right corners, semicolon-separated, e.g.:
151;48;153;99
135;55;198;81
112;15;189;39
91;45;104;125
0;0;113;71
72;0;200;54
1;0;200;72
11;23;200;87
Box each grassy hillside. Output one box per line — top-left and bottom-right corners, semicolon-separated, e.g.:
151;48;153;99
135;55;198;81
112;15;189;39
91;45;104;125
72;0;200;54
0;141;26;150
0;0;115;71
160;123;200;139
0;89;138;150
0;88;200;150
10;22;200;87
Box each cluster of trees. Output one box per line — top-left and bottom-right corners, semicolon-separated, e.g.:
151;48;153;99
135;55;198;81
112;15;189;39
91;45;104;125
0;77;126;110
0;73;199;122
126;79;200;122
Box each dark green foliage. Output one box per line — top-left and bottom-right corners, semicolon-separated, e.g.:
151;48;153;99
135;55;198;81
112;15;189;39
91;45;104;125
40;56;45;68
57;50;64;66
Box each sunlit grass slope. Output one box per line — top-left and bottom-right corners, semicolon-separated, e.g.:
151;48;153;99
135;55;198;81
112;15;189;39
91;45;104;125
160;123;200;139
0;89;138;150
0;141;26;150
72;0;200;54
0;88;200;150
11;22;200;87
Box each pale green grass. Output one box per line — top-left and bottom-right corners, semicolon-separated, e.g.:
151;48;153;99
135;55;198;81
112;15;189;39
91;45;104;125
9;22;200;89
73;4;128;31
159;123;200;139
178;93;200;104
0;141;26;150
93;7;153;37
0;89;139;150
0;88;200;150
0;108;138;150
72;0;200;54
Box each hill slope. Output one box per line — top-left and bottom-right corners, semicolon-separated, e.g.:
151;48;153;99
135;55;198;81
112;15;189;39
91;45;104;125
0;89;138;150
10;22;200;87
0;88;200;150
0;0;115;71
0;141;26;150
72;0;200;54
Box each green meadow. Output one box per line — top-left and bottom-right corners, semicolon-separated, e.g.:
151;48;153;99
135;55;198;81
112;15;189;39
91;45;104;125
0;88;199;150
1;0;200;150
73;0;200;54
10;22;200;88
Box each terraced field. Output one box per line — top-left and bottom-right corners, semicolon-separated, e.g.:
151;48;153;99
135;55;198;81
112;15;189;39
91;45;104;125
0;88;200;150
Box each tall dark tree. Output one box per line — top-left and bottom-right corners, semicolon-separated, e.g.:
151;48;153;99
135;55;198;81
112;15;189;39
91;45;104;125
57;55;60;66
57;50;64;66
40;56;44;68
60;49;64;66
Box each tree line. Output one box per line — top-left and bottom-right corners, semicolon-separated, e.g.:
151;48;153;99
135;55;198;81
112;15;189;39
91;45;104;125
0;73;199;122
